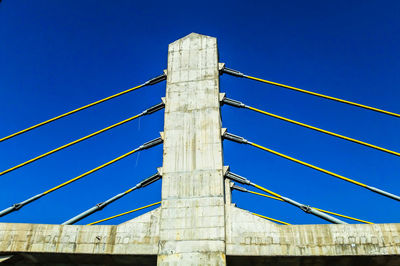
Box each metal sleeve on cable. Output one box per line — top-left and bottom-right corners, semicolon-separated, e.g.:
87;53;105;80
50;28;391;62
222;132;249;144
221;67;245;78
63;172;161;225
0;138;163;218
247;141;400;201
144;73;167;86
252;183;347;224
223;131;399;202
225;171;251;185
366;186;400;201
234;185;373;224
140;137;163;150
221;97;246;108
231;184;249;192
280;196;347;224
0;193;44;217
233;181;354;224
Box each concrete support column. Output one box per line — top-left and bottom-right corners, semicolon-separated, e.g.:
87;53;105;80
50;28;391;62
157;33;226;265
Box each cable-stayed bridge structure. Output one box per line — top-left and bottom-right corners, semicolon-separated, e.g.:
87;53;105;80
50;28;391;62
0;33;399;265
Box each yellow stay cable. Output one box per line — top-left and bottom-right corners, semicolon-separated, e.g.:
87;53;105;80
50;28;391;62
43;148;140;195
249;142;368;188
0;84;145;142
245;75;400;118
252;212;291;225
88;202;161;225
246;105;400;157
247;190;372;224
0;113;143;176
312;207;372;224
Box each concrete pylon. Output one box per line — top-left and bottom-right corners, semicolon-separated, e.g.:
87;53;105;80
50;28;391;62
158;33;226;265
1;33;400;266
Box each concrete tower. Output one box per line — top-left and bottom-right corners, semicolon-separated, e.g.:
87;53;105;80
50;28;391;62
158;33;226;264
0;33;399;266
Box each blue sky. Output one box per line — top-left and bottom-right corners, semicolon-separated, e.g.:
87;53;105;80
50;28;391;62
0;0;399;225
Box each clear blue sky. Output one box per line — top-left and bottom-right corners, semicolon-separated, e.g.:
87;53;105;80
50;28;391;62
0;0;399;225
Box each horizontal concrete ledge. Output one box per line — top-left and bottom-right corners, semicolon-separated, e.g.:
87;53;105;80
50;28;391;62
0;208;161;256
1;205;399;261
226;206;400;257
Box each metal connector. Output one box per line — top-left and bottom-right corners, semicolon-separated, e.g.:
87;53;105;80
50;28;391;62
299;204;313;213
225;171;251;185
281;196;347;224
144;73;167;86
221;67;245;78
223;132;249;144
139;137;163;150
232;184;248;192
63;172;162;225
137;173;162;188
221;97;246;108
0;193;44;217
142;102;165;115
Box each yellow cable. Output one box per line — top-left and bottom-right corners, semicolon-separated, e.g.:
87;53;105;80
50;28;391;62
0;114;142;176
252;212;290;225
245;75;400;118
312;207;372;224
249;142;368;188
43;148;140;195
248;190;283;201
0;84;145;142
249;189;372;224
252;184;283;198
88;202;161;225
247;106;400;157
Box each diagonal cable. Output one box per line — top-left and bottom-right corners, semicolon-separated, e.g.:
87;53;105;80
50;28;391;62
63;171;162;225
231;183;372;224
0;137;162;218
222;97;400;157
0;73;166;142
226;171;347;224
0;102;164;176
88;202;161;225
251;212;290;225
223;131;400;202
221;66;400;118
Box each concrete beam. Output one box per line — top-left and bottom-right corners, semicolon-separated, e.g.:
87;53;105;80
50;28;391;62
225;205;400;257
0;208;160;256
1;206;399;265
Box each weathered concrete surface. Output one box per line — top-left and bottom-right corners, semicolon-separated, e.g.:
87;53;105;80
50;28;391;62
225;205;400;257
1;205;400;265
0;208;160;256
0;204;400;266
158;33;226;265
